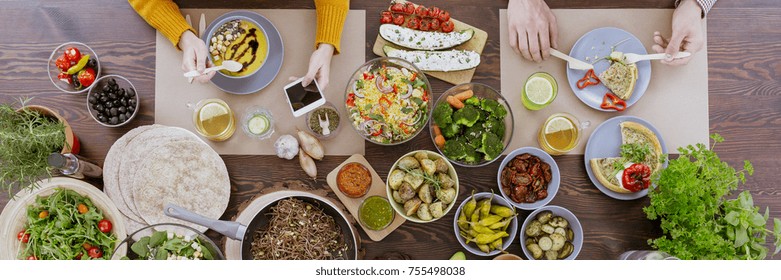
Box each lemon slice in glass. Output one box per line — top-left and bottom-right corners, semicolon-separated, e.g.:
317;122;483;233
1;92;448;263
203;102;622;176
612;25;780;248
545;116;575;134
522;72;558;110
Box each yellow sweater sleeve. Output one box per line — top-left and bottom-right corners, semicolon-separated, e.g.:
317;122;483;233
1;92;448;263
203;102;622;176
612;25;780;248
314;0;349;54
128;0;195;48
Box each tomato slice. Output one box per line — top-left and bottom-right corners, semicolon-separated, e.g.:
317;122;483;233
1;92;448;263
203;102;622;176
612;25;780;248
430;18;441;31
406;17;420;30
442;20;455;33
415;6;428;17
438;11;451;22
393;14;405;25
404;3;415;14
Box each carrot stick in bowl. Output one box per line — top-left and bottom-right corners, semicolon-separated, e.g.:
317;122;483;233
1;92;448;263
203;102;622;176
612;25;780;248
454;90;474;101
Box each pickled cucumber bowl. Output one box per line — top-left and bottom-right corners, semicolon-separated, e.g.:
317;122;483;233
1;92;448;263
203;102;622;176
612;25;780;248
453;192;518;257
520;205;583;260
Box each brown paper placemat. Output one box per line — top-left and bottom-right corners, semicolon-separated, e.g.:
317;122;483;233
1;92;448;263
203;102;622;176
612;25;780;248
155;9;366;155
372;18;488;85
500;9;709;154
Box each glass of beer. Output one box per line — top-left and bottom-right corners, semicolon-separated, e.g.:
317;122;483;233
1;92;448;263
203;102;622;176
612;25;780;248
192;98;236;141
538;113;588;155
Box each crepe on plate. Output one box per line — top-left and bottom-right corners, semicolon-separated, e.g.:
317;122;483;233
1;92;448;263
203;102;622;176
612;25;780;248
589;121;662;193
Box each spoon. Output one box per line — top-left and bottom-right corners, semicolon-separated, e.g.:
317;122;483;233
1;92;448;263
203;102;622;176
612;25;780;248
183;60;243;78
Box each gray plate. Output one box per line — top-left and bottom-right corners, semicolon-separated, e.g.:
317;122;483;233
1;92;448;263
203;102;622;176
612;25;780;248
567;27;651;112
584;116;667;200
202;10;284;95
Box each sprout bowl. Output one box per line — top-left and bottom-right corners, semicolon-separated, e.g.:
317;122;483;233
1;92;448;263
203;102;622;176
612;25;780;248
344;57;432;146
430;83;515;167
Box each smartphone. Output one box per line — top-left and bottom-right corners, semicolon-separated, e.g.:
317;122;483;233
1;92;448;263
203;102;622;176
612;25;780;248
283;78;326;117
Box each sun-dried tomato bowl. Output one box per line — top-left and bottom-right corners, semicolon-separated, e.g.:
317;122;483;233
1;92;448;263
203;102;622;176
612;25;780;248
496;147;560;210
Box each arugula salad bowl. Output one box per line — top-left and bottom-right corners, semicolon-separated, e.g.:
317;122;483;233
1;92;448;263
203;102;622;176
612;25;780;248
344;57;433;146
112;223;224;260
430;83;514;167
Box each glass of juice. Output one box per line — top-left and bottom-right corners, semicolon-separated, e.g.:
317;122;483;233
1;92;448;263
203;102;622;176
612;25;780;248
522;72;558;110
538;113;588;155
192;98;236;141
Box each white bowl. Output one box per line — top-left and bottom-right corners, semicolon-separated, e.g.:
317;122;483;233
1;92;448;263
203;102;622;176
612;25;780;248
453;192;518;257
48;42;101;94
0;177;127;260
497;147;560;210
386;150;458;223
519;205;583;260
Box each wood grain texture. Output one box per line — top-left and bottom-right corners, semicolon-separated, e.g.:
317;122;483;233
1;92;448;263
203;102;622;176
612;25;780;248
1;0;780;260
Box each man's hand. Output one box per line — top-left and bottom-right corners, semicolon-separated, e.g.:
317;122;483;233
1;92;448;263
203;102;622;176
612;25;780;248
652;0;705;66
178;30;215;83
507;0;558;62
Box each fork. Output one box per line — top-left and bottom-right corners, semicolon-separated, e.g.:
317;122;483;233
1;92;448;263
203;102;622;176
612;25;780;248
319;113;331;136
623;52;692;64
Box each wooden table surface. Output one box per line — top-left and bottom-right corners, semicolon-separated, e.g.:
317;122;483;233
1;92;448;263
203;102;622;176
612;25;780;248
1;0;780;260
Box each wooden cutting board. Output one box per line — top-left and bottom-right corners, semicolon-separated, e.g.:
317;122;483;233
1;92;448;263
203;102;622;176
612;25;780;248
372;19;488;85
326;154;405;241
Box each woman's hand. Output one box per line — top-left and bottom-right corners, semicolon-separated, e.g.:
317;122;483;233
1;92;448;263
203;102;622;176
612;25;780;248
290;43;335;90
652;0;705;66
507;0;558;62
178;30;215;83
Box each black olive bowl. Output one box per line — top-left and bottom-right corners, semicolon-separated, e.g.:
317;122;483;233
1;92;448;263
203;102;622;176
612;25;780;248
87;74;139;127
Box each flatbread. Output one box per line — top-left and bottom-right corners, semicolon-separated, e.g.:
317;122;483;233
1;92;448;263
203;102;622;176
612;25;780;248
104;125;160;223
131;139;230;232
119;127;198;217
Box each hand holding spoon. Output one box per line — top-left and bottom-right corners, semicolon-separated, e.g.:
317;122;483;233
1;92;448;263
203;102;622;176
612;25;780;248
184;60;242;78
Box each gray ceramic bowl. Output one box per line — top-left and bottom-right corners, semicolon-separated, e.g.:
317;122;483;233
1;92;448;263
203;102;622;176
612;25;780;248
497;147;560;210
520;205;583;260
453;192;518;257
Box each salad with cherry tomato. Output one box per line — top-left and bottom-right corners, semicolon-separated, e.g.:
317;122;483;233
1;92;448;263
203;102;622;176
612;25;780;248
54;46;98;91
18;189;116;260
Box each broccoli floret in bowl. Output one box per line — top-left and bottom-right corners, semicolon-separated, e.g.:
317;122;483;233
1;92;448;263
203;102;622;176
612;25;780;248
453;105;480;127
429;83;514;167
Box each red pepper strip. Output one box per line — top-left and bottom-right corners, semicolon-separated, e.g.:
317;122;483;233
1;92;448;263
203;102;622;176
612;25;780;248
410;72;417;81
379;96;392;108
346;93;355;107
371;128;383;137
622;163;651;192
577;69;601;89
422;91;429;102
600;93;627;111
363;72;374;80
392;84;398;94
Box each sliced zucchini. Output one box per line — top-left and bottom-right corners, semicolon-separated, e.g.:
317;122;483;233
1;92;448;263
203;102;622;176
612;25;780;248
383;45;480;72
380;24;474;51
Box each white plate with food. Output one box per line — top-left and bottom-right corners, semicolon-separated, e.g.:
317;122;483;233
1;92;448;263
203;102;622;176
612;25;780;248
566;27;651;112
584;116;667;200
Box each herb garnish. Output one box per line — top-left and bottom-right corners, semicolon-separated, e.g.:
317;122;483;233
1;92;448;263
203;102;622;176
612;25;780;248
644;134;781;260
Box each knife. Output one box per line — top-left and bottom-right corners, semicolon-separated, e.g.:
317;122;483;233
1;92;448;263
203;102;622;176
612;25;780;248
550;49;594;71
199;13;206;38
185;14;194;83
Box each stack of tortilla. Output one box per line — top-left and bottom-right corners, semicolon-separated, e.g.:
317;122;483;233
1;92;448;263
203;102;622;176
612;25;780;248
103;125;231;233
